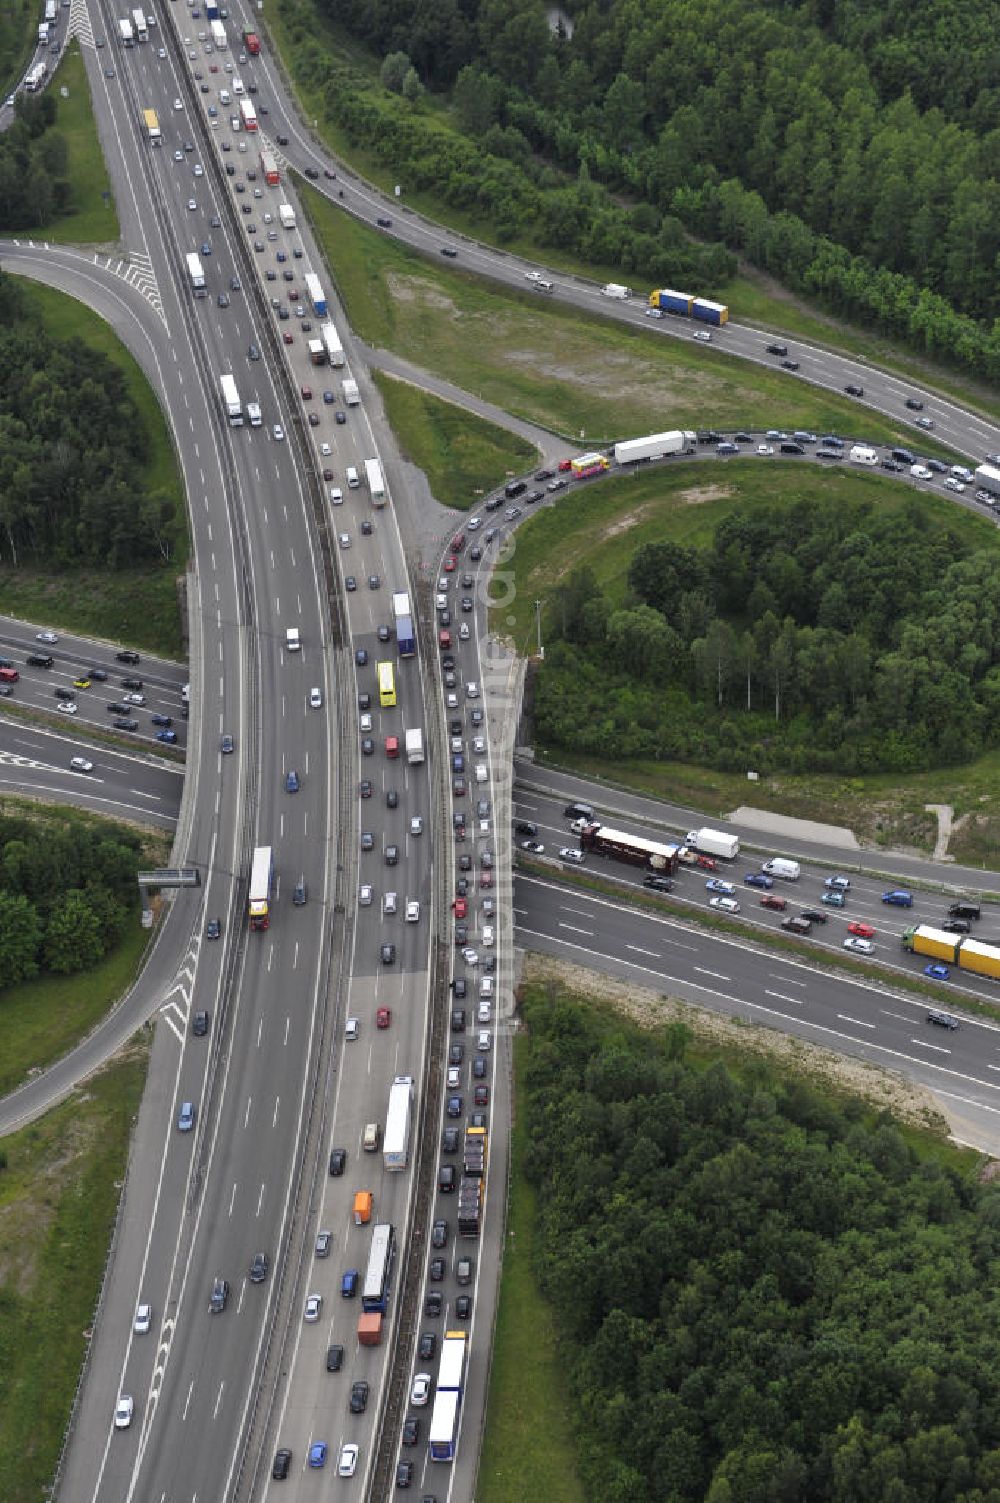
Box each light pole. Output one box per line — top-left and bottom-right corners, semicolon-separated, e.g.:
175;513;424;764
534;599;544;659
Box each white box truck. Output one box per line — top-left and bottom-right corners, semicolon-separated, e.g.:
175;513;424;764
342;378;360;406
405;728;424;765
602;283;631;299
974;464;1000;497
278;203;296;230
685;827;740;860
614;430;697;465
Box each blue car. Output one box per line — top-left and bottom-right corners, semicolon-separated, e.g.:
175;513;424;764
151;713;172;727
341;1269;358;1298
308;1442;328;1469
285;769;299;793
156;729;178;744
743;873;773;889
706;878;736;896
821;889;846;908
882;889;913;907
178;1101;196;1132
824;875;851;890
447;1095;463;1117
924;963;950;981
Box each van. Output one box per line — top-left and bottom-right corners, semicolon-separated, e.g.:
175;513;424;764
220;88;230;105
779;441;805;455
475;764;488;783
362;1123;380;1153
246;401;262;427
346;466;360;488
890;447;915;465
383;891;397;915
762;858;801;881
479;976;493;999
353;1190;373;1225
232;75;244;94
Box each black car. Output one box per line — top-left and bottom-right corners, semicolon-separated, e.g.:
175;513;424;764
273;1448;292;1480
207;917;221;939
905;398;924;411
452;1007;466;1032
473;1055;487;1078
350;1380;369;1414
882;458;904;472
88;667;108;681
765;342;788;356
526;490;543;504
643;875;673;892
438;1165;456;1193
455;1294;472;1319
432;1219;449;1247
330;1146;347;1175
377;216;392;227
192;1009;209;1037
397;1460;415;1487
424;1290;442;1317
430;1256;446;1281
781;359;800;370
442;1126;460;1153
26;653;54;668
121;676;143;691
305;166;319;179
927;1010;959;1030
387;789;399;809
116;650;141;665
418;1331;437;1361
249;1252;269;1283
844;383;864;397
948;901;981;920
535;469;554;481
326;1343;344;1372
440;247;457;258
114;718;139;731
293;881;307;906
942;918;971;934
926;458;948;474
448;1043;464;1065
697;429;723;444
799;909;827;924
402;1417;420;1446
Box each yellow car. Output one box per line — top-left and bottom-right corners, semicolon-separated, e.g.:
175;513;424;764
73;677;91;690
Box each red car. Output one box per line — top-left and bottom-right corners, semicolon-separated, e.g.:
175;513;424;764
474;1084;489;1106
847;921;876;939
479;871;493;889
376;1007;391;1029
450;533;465;553
443;557;457;572
282;333;294;345
300;385;312;400
695;854;717;872
453;898;467;919
760;893;787;912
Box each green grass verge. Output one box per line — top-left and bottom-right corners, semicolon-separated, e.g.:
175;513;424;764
21;41;119;244
0;278;188;656
0;1045;148;1503
306;192;937;452
0;0;39;103
0;906;152;1097
478;1031;585;1503
270;0;1000;425
371;371;538;510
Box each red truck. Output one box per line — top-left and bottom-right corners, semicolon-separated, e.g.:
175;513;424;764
243;29;260;54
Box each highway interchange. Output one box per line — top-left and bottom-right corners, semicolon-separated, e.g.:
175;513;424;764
4;1;1000;1500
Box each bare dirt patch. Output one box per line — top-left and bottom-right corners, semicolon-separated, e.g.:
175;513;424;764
678;483;735;506
602;505;656;539
520;952;951;1136
386;273;461;315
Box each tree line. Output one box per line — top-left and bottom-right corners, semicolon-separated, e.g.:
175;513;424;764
302;0;1000;382
521;986;1000;1503
0;273;179;568
0;90;75;231
0;811;142;989
534;494;1000;773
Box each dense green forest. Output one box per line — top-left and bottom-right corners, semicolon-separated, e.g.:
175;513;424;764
305;0;1000;381
521;988;1000;1503
0;273;178;567
534;495;1000;773
0;90;74;229
0;811;142;988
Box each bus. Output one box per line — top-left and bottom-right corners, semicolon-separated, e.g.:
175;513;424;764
377;661;396;709
143;108;161;144
364;458;386;506
220;373;243;426
361;1223;396;1313
248;846;273;929
429;1332;468;1461
239;97;257;131
186;252;206;297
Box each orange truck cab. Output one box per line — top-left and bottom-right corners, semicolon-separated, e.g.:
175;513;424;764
353;1190;373;1226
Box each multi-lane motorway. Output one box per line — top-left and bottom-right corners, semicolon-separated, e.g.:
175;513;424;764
6;1;1000;1499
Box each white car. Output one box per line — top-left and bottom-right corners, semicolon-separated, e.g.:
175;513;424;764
467;516;481;530
273;424;285;441
410;1372;431;1407
459;623;471;640
123;692;145;705
693;329;712;342
173;96;183;110
482;925;494;947
478;1001;491;1023
157;45;166;57
756;443;774;456
709;896;740;914
309;687;323;709
944;476;966;493
70;755;94;773
174;149;183;160
187;197;197;210
193;163;203;176
843;936;873;955
910;464;932;480
559;846;585;863
446;1066;461;1089
304;1293;323;1322
56;701;77;715
359;883;373;906
114;1395;134;1429
462;947;479;967
330;487;343;504
410;816;423;836
466;681;480;698
320;442;332;456
345;1017;359;1040
134;1303;152;1334
35;630;58;644
472;736;486;754
405;899;420;923
340;533;351;549
446;692;458;710
338;1443;359;1478
360;712;372;732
